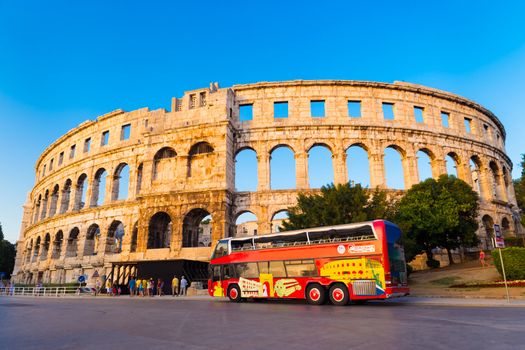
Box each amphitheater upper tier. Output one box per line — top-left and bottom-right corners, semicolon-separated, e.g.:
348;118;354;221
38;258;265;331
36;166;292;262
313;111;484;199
13;80;520;285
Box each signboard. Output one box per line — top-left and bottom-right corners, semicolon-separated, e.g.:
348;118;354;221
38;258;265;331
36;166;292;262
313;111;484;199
493;224;505;248
92;270;100;278
78;275;87;283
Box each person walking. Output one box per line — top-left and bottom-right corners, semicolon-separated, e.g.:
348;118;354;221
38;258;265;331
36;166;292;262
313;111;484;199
129;277;136;297
142;278;148;296
157;279;164;296
148;278;155;297
106;279;112;295
180;276;188;296
479;250;486;267
171;275;179;297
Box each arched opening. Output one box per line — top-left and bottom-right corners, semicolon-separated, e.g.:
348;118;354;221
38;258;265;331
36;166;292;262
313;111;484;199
308;144;334;188
33;236;41;262
470;157;483;196
107;220;125;254
112;163;130;200
60;179;72;214
482;215;494;250
40;190;49;221
153;147;176;181
235;148;258;191
41;233;50;261
84;224;101;256
446;153;459;177
33;195;41;224
66;227;80;257
502;217;511;236
417;150;433;182
25;239;33;263
489;161;502;200
90;168;107;207
270;145;296;189
271;210;289;233
136;163;143;195
52;231;63;259
187;142;214;178
48;185;59;218
346;144;370;187
148;212;172;249
384;146;405;189
234;211;258;237
502;166;511;195
182;208;212;247
130;222;138;252
74;174;88;210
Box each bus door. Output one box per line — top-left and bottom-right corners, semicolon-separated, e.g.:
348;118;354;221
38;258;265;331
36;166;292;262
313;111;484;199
210;265;224;297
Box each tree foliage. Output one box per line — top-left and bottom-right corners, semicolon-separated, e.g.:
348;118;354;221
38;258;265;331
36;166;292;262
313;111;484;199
280;183;397;231
395;175;480;265
0;223;16;279
513;154;525;226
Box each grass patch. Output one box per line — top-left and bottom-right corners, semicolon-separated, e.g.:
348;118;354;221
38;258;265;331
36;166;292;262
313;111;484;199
430;276;461;286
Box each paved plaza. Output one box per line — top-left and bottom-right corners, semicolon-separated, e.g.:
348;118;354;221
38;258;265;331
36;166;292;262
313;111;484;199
1;296;524;349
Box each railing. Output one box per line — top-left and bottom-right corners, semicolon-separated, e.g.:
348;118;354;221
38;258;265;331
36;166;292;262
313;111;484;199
0;286;96;297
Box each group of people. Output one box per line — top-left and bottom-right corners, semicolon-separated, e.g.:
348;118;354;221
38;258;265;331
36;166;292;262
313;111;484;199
0;280;15;295
126;275;188;297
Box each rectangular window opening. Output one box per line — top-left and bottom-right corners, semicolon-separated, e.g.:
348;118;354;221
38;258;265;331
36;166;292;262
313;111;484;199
441;112;449;128
101;131;110;146
464;118;472;134
121;124;131;140
274;101;288;118
348;100;361;118
414;106;424;123
199;92;207;107
189;94;196;109
69;145;76;159
84;138;91;153
49;159;54;171
310;100;325;118
239;104;253;121
58;152;64;165
382;102;395;120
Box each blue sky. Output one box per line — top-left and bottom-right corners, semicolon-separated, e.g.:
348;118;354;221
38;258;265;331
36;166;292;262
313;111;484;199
1;0;525;243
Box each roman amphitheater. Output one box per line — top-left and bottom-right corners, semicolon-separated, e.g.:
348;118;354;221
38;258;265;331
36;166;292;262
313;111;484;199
12;80;522;286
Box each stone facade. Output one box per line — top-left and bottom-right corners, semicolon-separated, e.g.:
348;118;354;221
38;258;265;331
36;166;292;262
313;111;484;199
12;80;520;284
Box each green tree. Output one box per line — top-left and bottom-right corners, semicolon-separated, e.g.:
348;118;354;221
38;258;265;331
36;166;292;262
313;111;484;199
513;154;525;226
280;183;397;231
0;223;16;279
396;175;480;266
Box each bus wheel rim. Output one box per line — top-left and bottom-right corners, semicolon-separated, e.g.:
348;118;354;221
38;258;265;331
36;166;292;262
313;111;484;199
332;288;344;302
309;288;320;301
230;288;238;299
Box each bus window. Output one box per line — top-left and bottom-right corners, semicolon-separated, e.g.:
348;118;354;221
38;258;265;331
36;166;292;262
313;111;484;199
257;262;269;274
212;265;221;282
212;240;229;259
308;225;375;243
269;261;286;277
235;262;259;278
223;264;235;279
386;223;407;285
284;260;318;277
231;238;253;251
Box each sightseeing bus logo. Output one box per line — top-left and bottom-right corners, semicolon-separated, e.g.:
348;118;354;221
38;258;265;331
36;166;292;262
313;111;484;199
348;244;375;254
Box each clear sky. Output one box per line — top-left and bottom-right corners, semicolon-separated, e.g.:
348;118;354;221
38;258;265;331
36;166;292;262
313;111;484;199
1;0;525;243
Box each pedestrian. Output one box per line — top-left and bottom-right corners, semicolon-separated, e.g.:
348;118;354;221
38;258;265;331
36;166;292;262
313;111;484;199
142;278;148;296
157;279;164;296
171;275;179;297
479;250;486;267
95;279;101;296
106;279;112;295
129;276;136;297
180;276;188;296
149;278;154;297
112;283;118;296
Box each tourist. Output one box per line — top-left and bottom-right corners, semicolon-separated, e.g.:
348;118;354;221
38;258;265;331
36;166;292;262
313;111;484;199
157;278;164;296
129;277;136;297
180;276;188;296
171;275;179;297
479;250;486;267
106;279;112;295
112;283;118;296
142;278;148;296
95;279;101;296
148;278;155;296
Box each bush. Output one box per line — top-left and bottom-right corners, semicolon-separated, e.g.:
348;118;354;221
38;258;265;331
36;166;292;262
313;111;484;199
504;237;524;247
492;247;525;280
406;264;413;276
426;258;440;269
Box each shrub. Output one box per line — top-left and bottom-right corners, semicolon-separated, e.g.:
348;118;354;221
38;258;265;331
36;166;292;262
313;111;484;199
406;264;413;276
492;247;525;280
504;237;524;247
426;258;440;269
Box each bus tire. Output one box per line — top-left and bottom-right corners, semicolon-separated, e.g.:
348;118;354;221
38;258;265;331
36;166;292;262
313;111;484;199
306;284;326;305
329;283;349;306
227;285;242;303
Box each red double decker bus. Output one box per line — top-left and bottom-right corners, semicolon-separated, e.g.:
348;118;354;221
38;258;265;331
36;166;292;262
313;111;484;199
208;220;409;305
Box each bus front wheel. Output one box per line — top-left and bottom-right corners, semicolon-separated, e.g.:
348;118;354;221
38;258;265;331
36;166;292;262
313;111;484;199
306;284;326;305
329;283;349;306
227;285;242;303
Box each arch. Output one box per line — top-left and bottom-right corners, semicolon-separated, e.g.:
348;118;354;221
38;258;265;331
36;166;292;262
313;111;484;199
489;161;503;200
107;220;125;254
130;221;138;252
270;145;296;189
84;224;101;256
308;144;334;188
384;145;405;189
469;156;483;196
271;210;289;233
148;212;172;249
306;141;335;154
40;190;49;221
136;163;143;195
66;227;80;257
112;163;130;201
41;233;51;260
235;148;258;191
48;185;59;218
74;174;88;210
346;144;370;187
182;208;212;247
90;168;107;207
187;142;214;178
34;236;41;261
153;147;176;181
482;215;494;250
501;217;511;236
60;179;72;214
52;230;63;259
26;239;33;263
33;194;42;224
446;152;460;177
417;149;433;182
234;211;258;237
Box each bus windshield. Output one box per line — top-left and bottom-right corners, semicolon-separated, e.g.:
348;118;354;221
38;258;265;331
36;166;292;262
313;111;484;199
385;222;407;285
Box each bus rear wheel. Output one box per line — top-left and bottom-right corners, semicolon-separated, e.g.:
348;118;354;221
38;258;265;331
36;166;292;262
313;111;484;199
306;284;326;305
227;285;242;303
329;283;349;306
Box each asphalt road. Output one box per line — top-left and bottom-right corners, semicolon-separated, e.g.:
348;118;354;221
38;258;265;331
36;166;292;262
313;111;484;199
1;297;524;350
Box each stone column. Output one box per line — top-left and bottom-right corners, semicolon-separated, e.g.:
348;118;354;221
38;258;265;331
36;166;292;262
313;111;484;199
141;160;154;192
404;152;419;189
333;151;348;185
295;151;309;189
369;151;386;189
478;165;493;202
257;153;270;191
432;158;447;178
